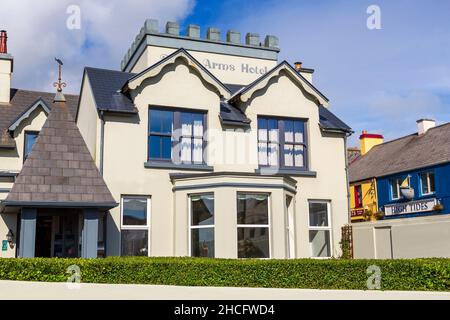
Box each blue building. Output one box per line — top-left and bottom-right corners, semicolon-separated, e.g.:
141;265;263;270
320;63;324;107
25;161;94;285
349;119;450;258
351;119;450;220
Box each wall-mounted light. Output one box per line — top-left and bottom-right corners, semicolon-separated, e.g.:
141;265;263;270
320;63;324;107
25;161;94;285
6;229;14;248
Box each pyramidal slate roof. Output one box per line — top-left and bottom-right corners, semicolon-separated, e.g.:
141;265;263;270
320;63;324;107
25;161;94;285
3;93;117;209
0;89;79;148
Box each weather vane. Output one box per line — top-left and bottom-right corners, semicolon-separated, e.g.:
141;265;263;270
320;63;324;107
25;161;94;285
53;58;67;92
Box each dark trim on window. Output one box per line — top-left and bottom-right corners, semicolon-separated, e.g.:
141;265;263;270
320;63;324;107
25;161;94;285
23;130;39;162
257;116;309;170
254;168;316;177
144;161;213;171
148;105;207;165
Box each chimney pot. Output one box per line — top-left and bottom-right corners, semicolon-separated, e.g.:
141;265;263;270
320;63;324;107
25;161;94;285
0;30;7;54
416;119;435;135
294;61;302;71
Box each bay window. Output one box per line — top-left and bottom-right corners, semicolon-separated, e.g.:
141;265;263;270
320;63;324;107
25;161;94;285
190;194;214;257
148;107;206;164
257;117;307;169
308;201;332;258
121;196;150;256
237;193;270;258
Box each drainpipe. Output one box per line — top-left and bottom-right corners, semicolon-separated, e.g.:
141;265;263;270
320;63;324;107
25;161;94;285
99;110;105;176
344;132;353;224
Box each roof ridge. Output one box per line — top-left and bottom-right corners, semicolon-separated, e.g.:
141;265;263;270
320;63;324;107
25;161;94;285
11;87;79;97
367;121;450;152
85;66;135;75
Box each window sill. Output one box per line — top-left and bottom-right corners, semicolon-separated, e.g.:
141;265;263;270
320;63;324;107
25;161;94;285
255;168;317;177
144;161;214;171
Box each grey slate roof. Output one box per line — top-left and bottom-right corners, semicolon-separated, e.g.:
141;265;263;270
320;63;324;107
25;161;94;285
83;57;349;131
349;122;450;182
0;89;78;148
219;99;251;126
83;67;136;114
3;94;117;209
319;105;352;133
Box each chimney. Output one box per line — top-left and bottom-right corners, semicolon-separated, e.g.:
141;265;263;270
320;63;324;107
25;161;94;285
0;30;7;53
359;130;383;155
417;119;435;135
293;61;314;84
0;30;13;104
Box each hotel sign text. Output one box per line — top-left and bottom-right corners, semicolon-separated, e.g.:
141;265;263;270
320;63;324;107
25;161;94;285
202;59;268;75
384;198;437;216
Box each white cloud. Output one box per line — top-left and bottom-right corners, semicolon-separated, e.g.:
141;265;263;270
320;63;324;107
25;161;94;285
0;0;194;93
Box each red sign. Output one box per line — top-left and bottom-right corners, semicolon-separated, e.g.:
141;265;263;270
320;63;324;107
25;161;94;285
351;209;364;217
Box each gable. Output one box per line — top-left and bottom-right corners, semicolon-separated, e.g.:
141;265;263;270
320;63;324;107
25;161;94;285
231;61;329;107
125;49;231;99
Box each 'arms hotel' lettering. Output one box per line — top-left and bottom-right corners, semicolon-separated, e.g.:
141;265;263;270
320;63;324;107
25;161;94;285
202;59;268;75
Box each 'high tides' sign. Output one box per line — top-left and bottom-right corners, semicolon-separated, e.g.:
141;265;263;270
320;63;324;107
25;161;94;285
384;198;437;216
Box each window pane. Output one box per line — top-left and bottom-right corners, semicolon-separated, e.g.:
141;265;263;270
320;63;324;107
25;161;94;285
294;145;304;167
420;173;429;194
284;120;294;143
238;227;269;258
268;143;278;166
258;142;268;165
180;137;191;162
237;194;269;224
268;119;278;142
309;230;331;257
161;136;172;160
121;230;148;256
192;113;204;137
429;172;435;192
258;118;267;141
392;179;399;199
181;112;193;136
284;144;294;167
294;121;304;143
191;194;214;226
191;228;214;257
309;202;329;227
150;109;172;134
193;137;203;163
24;132;39;159
123;197;147;226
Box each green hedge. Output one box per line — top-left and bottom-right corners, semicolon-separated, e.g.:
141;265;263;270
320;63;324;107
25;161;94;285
0;257;449;291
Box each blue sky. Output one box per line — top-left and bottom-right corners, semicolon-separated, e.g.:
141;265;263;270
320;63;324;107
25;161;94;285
1;0;449;146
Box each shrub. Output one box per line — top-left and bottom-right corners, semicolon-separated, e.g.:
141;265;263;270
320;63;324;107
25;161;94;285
0;257;448;291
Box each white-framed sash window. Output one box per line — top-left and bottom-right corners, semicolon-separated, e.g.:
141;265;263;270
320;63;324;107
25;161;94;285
308;200;332;258
189;193;215;257
120;196;150;256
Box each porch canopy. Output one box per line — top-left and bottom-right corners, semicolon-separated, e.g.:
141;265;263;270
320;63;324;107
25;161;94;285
1;90;117;258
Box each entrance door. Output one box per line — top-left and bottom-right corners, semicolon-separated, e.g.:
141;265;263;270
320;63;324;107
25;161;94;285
53;215;79;258
35;216;53;257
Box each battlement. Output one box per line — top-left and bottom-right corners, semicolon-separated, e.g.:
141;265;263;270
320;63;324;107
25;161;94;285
120;19;280;72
